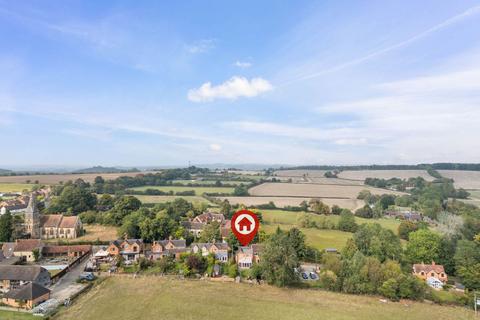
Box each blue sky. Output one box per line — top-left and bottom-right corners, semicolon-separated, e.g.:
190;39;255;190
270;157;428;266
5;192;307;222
1;0;480;167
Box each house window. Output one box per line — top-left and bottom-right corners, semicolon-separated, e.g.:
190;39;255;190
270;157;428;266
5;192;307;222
441;273;444;277
430;272;434;277
420;271;424;275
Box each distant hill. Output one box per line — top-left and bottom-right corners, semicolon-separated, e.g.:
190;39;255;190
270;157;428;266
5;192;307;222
72;166;140;174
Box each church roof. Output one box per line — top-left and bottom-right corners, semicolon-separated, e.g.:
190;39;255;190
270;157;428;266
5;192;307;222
58;216;80;228
40;215;63;228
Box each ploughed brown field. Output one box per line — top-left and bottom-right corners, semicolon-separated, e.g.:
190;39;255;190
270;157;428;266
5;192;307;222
217;196;365;210
337;170;434;181
0;171;157;184
274;169;327;177
438;170;480;189
249;182;404;198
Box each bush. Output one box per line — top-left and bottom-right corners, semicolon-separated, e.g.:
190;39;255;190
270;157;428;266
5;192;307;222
319;271;337;290
355;205;373;219
379;278;399;301
337;209;358;232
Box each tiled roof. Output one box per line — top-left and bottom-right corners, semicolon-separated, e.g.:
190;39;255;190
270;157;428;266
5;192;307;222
0;265;46;281
158;239;186;248
4;282;50;300
42;245;91;254
2;243;15;258
40;215;62;228
14;239;43;252
58;216;80;228
413;262;445;274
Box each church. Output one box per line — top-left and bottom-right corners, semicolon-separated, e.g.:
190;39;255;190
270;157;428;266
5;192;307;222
24;195;83;240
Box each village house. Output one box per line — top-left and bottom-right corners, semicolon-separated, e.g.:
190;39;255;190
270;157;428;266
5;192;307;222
2;282;51;309
149;238;187;260
5;239;45;262
412;261;448;284
235;244;263;269
0;265;51;293
184;212;231;240
0;250;21;265
182;221;205;237
42;244;92;259
385;210;422;222
108;238;144;262
192;212;225;224
0;195;30;215
191;242;230;263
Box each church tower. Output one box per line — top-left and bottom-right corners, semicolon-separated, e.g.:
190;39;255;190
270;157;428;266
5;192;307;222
24;194;41;238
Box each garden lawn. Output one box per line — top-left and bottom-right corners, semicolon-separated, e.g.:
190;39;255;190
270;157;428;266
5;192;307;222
0;310;39;320
52;277;474;320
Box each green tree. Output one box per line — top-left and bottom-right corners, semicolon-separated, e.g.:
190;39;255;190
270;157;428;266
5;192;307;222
32;248;40;262
199;221;221;242
355;205;373;219
0;211;14;242
397;221;418;240
454;240;480;290
287;227;307;259
337;209;358;232
260;228;299;287
309;199;330;215
405;229;442;263
353;223;402;262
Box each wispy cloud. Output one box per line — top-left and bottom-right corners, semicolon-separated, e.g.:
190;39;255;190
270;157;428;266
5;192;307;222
188;76;273;102
280;4;480;85
234;60;252;68
185;39;216;54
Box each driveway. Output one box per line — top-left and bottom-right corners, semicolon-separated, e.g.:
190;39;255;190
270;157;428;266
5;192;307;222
50;257;90;301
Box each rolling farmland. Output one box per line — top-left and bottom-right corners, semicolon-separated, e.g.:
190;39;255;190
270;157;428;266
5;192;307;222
130;185;234;194
249;183;404;198
135;195;213;205
337;170;434;181
218;196;364;210
0;171;157;185
274;169;327;177
438;170;480;189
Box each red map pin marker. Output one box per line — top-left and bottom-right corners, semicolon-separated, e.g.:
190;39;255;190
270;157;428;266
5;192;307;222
231;209;259;246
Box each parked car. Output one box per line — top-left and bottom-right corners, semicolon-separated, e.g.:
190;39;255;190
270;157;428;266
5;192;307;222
309;272;318;280
301;272;309;280
79;272;96;281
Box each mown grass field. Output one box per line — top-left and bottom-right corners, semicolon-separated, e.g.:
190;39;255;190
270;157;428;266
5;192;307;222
52;277;474;320
77;224;118;241
135;195;213;205
260;209;401;250
217;196;365;210
0;310;38;320
0;183;34;192
130;185;234;195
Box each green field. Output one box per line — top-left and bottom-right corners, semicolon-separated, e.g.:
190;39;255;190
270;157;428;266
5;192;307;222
0;183;34;192
261;210;401;232
52;277;474;320
0;310;39;320
134;195;214;205
260;209;401;250
130;185;234;195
